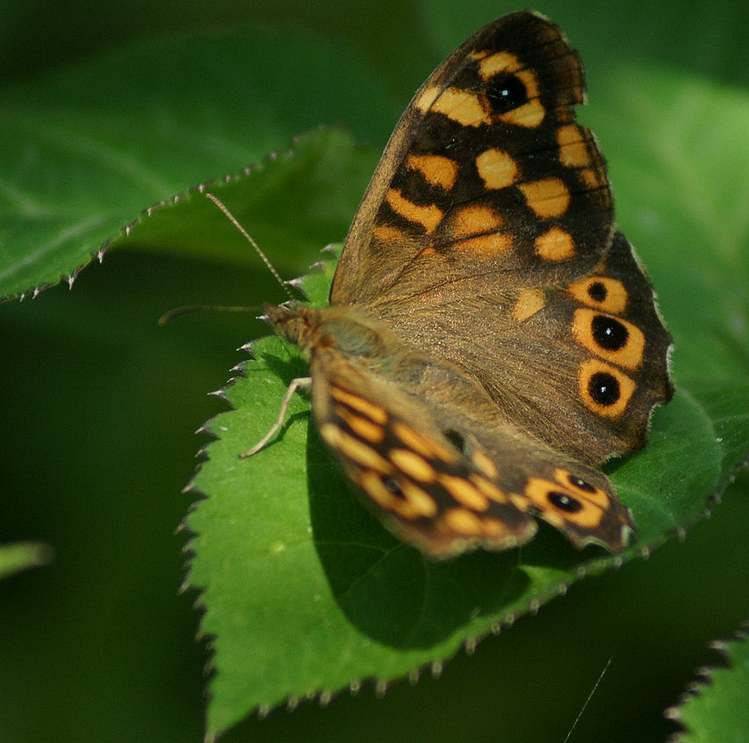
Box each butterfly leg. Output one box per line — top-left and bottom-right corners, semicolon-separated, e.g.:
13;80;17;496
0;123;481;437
239;377;312;458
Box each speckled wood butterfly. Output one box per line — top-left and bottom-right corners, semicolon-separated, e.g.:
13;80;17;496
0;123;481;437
255;11;672;557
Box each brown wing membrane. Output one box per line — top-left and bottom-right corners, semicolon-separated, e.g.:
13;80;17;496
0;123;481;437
309;339;634;555
372;232;672;465
331;11;612;305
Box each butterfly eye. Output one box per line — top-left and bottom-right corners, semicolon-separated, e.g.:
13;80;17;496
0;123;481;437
486;73;528;114
588;371;621;406
547;491;583;513
591;315;629;351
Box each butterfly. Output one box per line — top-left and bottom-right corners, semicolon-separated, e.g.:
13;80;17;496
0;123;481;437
254;11;673;558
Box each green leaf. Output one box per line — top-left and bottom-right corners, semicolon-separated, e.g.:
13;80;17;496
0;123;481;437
670;628;749;743
0;25;395;300
0;542;51;581
186;61;749;735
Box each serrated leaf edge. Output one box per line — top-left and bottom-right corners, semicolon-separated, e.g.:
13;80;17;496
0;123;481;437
665;622;749;739
2;126;342;304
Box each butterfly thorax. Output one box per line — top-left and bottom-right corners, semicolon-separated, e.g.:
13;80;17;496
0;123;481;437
266;303;397;361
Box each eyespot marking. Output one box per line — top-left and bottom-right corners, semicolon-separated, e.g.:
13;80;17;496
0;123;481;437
548;491;583;513
519;178;570;219
535;226;575;261
385;189;443;233
487;74;529;114
568;276;628;314
525;477;604;528
556;124;592;168
588;281;607;302
390;448;436;482
475;148;519;189
439;474;488;511
431;88;491;127
578;359;636;418
554;468;609;507
330;387;387;423
573;309;645;370
513;288;545;322
406;154;459;191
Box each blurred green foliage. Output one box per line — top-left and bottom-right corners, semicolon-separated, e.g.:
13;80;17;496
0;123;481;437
1;2;748;742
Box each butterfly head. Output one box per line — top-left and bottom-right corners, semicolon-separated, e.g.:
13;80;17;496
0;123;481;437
263;303;320;348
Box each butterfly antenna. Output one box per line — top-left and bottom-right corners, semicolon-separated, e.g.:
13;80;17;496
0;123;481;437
204;191;295;301
561;656;613;743
158;304;262;326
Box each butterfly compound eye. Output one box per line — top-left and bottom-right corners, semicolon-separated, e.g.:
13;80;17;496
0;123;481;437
486;73;528;114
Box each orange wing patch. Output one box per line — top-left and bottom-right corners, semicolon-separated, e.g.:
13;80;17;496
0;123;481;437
513;288;545;322
406;154;459;190
535;226;575;261
447;205;504;238
519;178;571;218
385;189;443;233
475;147;519;189
556;124;593;168
431;88;491;127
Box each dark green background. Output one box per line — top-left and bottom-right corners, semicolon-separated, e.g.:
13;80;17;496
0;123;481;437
2;2;748;742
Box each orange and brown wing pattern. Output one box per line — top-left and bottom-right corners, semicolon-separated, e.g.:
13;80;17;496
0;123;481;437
331;11;612;304
312;376;537;558
564;231;673;458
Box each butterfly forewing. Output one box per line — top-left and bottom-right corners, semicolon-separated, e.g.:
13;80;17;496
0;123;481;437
331;11;612;306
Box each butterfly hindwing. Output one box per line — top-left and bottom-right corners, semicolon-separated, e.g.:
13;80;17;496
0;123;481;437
308;335;634;556
310;351;537;557
331;11;612;305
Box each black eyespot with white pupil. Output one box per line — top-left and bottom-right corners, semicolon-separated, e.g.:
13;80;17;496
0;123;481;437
568;474;596;493
588;281;607;302
588;372;620;406
487;73;528;114
592;315;629;351
548;491;583;513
